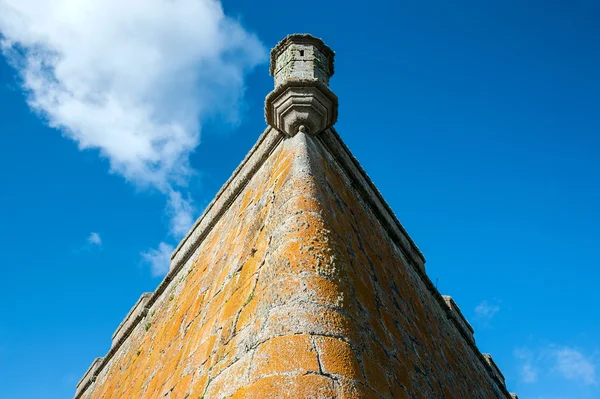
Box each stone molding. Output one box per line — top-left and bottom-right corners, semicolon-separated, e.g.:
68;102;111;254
265;80;338;137
74;294;153;399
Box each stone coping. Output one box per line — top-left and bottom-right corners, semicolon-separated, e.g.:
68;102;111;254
443;296;475;333
111;292;152;347
75;357;102;398
484;353;506;385
443;295;475;345
264;80;339;137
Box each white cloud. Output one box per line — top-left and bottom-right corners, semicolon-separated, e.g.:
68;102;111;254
0;0;266;275
87;232;102;246
551;347;596;385
474;300;500;320
514;348;538;383
141;190;195;277
167;190;196;238
521;362;538;383
0;0;265;191
141;242;174;277
514;345;597;386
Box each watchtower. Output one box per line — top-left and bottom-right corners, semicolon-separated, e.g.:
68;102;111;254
74;34;517;399
265;34;338;137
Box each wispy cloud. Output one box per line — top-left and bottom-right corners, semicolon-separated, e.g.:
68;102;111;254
73;231;102;253
514;345;597;386
87;232;102;246
141;242;174;277
514;347;538;383
0;0;264;190
551;347;596;385
0;0;266;275
475;299;501;321
167;190;196;238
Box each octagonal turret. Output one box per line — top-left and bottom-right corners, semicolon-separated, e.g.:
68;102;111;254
270;34;335;88
265;34;338;137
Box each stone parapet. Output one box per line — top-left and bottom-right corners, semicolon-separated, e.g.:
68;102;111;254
265;81;338;137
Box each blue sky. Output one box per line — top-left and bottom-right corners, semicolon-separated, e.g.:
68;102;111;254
0;1;599;398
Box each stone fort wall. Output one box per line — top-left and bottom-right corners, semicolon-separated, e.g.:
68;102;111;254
75;127;515;398
75;33;516;399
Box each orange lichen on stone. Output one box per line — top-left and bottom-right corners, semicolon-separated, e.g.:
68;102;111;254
250;335;319;378
231;374;337;399
313;336;363;381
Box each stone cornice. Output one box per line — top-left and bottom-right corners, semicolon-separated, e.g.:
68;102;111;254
265;80;338;137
